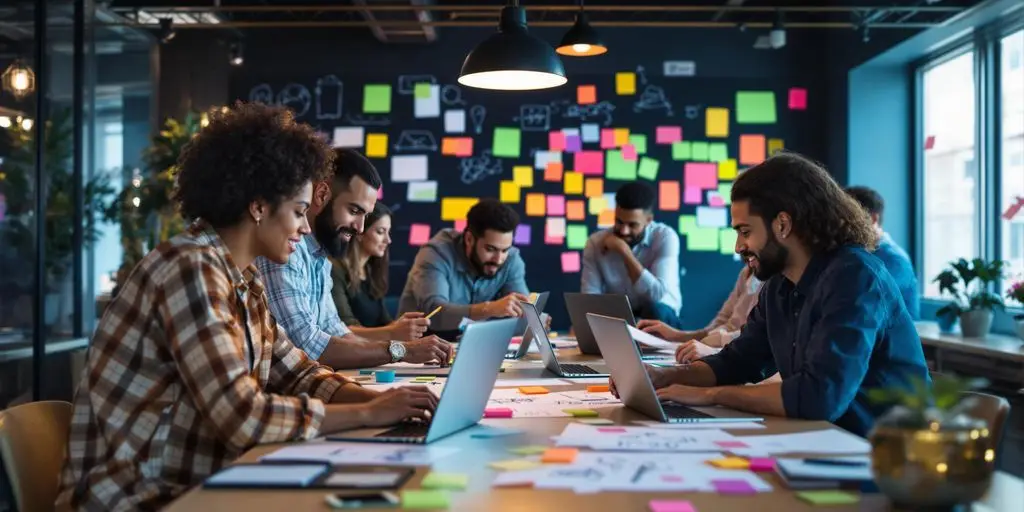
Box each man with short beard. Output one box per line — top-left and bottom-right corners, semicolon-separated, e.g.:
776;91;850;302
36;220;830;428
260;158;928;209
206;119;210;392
257;149;453;370
611;152;930;437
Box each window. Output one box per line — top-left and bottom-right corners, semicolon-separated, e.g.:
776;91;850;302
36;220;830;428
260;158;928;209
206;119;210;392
1000;29;1024;282
921;50;978;298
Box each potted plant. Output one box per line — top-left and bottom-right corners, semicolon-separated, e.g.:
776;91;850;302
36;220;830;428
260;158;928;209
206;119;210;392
934;258;1006;338
868;374;997;508
1006;280;1024;340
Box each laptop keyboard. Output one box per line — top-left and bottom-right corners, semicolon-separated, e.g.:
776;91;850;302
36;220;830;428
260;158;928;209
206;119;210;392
374;421;430;438
559;363;602;375
662;403;715;420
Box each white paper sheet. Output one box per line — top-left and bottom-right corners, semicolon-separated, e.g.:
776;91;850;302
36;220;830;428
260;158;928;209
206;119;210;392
444;109;466;133
554;423;736;451
728;429;872;456
485;388;620;418
533;150;562;170
414;84;440;118
696;206;729;228
332;127;364;148
625;325;677;350
492;379;571;387
261;443;459;466
632;420;766;430
390;155;429;182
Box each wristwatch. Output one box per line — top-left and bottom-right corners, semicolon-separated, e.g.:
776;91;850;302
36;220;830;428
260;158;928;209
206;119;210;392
388;341;407;363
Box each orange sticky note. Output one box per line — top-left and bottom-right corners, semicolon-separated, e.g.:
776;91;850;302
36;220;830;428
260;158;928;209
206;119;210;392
614;128;630;147
525;193;546;217
542;448;579;464
577;85;597;105
563;171;584;195
519;386;550;395
739;134;766;165
566;200;586;221
597;209;615;228
544;162;564;182
584;178;604;198
659;181;681;211
441;137;473;157
587;384;610;393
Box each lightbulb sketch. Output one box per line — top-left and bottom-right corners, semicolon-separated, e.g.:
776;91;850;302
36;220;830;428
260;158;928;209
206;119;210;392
469;105;486;135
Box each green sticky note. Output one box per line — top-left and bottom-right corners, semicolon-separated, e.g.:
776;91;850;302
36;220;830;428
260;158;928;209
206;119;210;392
637;157;659;180
414;82;432;99
566;224;589;250
420;472;469;490
672;141;691;160
629;134;647;154
678;215;697;235
796;490;860;505
363;84;391;113
508;445;548;455
687;226;719;251
719;229;737;256
708;143;729;163
606;150;637;180
402;490;451;509
413;376;436;382
718;183;733;205
691;141;709;161
736;91;777;124
563;408;599;417
492;127;521;158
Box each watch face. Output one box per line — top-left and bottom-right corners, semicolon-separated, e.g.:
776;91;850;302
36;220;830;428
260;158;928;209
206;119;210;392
390;342;406;361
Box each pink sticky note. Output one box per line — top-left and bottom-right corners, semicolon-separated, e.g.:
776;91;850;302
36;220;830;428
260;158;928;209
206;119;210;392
621;144;638;161
549;131;566;151
545;234;565;245
484;407;514;418
712;479;756;495
561;251;581;273
600;128;617;149
788;87;807;110
597;427;627;433
708;194;724;207
924;135;935;150
714;440;750;449
454;219;467;232
749;458;776;472
656;126;682;144
684;162;719;189
649;500;695;512
547;195;566;216
574;150;604;175
409;224;431;245
1003;197;1024;220
683;186;702;205
514;224;531;245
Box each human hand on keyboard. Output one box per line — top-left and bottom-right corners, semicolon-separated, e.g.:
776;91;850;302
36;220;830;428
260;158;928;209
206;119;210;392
358;386;439;427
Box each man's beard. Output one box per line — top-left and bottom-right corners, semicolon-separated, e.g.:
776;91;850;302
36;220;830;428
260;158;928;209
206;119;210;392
742;230;788;281
619;233;642;248
313;202;356;258
469;248;501;277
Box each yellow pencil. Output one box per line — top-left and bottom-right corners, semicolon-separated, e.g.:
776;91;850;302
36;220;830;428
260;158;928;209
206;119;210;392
424;305;443;320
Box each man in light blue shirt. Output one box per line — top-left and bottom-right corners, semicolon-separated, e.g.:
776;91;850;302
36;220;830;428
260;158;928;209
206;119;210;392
581;182;683;327
399;199;531;339
257;149;452;369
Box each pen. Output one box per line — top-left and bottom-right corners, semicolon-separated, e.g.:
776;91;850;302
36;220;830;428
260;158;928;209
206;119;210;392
804;458;868;467
424;305;443;320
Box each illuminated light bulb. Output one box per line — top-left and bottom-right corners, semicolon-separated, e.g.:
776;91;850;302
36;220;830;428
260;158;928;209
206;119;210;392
132;197;141;208
20;118;33;130
572;44;591;53
11;70;30;91
0;117;10;128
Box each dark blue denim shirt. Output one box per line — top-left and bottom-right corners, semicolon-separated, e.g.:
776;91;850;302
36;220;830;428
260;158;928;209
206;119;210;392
701;245;930;437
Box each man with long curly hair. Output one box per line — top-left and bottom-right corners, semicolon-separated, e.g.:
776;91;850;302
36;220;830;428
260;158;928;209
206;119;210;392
612;152;930;437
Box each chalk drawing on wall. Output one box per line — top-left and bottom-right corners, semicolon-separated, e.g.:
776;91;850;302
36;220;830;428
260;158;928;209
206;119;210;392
515;104;551;131
393;129;438;152
441;85;466;106
632;65;674;116
551;100;615;126
276;83;312;117
459;149;503;185
249;83;274;104
397;74;438;95
344;113;391;126
315;75;343;120
469;105;487;135
684;105;702;120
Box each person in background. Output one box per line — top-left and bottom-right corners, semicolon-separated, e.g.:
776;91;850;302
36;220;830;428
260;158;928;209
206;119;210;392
580;182;683;328
256;149;452;370
845;185;920;320
56;104;437;510
611;152;930;437
399;198;530;340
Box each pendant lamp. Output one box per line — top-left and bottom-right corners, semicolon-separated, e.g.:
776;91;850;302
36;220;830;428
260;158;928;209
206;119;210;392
458;1;567;91
556;1;606;56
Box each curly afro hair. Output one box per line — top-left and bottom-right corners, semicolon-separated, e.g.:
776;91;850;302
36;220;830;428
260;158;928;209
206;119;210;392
173;101;334;228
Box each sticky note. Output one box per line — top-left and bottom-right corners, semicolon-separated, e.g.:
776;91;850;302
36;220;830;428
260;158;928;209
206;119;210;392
332;126;364;148
414;82;432;99
564;408;599;418
484;407;514;418
441;137;472;157
561;252;581;273
499;181;520;204
519;386;549;395
708;192;723;207
656;126;682;144
707;457;750;470
672;141;691;160
789;87;808;110
407;181;438;203
574;150;604;175
706;107;729;137
714;440;750;449
413;376;436;382
637;157;659;180
712;479;756;495
454;219;467;232
549;131;566;151
414;84;440;118
616;72;637;95
622;144;638;161
586;384;610;393
588;196;607;215
365;133;388;158
514;224;532;245
584;178;604;198
748;458;776;472
708;143;728;163
513;166;534;187
687;227;719;251
768;138;784;155
546;195;566;216
362;84;391;113
718;159;738;180
493;127;521;158
739;134;766;165
649;500;696;512
581;123;600;143
577;85;597;105
544;162;564;182
565;134;582;153
566;200;586;221
600;128;617;149
508;445;548;456
525;193;546;217
490;459;541;471
597;209;615;228
684;163;718;189
440;197;479;221
697;206;728;228
717;183;733;204
578;418;615;425
541;448;578;464
614;128;629;146
564;171;584;194
535;150;562;170
678;215;697;235
659;181;681;211
735;91;777;124
606;150;638;180
409;224;431;245
719;229;737;256
796;491;860;505
629;134;647;154
444;109;465;133
691;141;709;161
683;186;702;205
421;472;468;490
471;427;523;439
566;224;589;250
401;490;450;509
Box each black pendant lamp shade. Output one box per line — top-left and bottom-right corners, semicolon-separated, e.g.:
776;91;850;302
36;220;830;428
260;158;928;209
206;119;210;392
458;4;567;91
556;11;607;57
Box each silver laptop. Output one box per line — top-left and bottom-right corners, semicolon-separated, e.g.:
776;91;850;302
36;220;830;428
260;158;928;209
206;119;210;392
564;293;637;356
506;291;550;360
586;313;763;423
522;302;609;378
327;317;520;443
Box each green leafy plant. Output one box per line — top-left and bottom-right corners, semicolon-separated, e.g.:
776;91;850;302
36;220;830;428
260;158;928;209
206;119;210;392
868;373;988;427
934;258;1006;319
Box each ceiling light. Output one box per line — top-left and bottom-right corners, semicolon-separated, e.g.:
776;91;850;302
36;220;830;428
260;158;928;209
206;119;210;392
229;42;244;66
458;1;566;91
2;59;36;100
158;18;176;44
556;1;607;57
769;10;786;49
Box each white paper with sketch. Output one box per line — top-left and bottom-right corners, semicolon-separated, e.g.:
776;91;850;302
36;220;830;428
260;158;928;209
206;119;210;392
485;388;620;418
260;442;459;466
727;429;872;456
492;379;571;387
553;423;736;451
631;420;766;430
626;325;678;350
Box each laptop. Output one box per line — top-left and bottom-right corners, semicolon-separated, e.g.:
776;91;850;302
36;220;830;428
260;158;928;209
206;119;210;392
564;293;638;356
585;312;764;423
522;302;609;378
327;317;520;444
505;291;550;360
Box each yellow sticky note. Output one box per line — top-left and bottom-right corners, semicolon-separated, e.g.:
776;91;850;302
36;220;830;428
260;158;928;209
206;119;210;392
365;133;388;158
584;178;604;198
768;138;785;155
513;165;534;187
707;457;750;470
525;193;546;217
413;376;436;382
541;448;578;464
564;171;584;195
616;72;636;95
718;159;738;180
500;181;521;204
614;128;630;147
519;386;550;395
440;197;479;221
706;107;729;138
588;196;608;215
563;408;599;417
508;445;548;456
490;459;542;471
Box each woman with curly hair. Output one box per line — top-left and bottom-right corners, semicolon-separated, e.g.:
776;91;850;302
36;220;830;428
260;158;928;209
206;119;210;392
612;152;929;438
56;103;437;511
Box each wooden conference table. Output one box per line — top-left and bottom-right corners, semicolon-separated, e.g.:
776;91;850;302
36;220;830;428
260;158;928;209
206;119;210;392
168;352;1024;511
